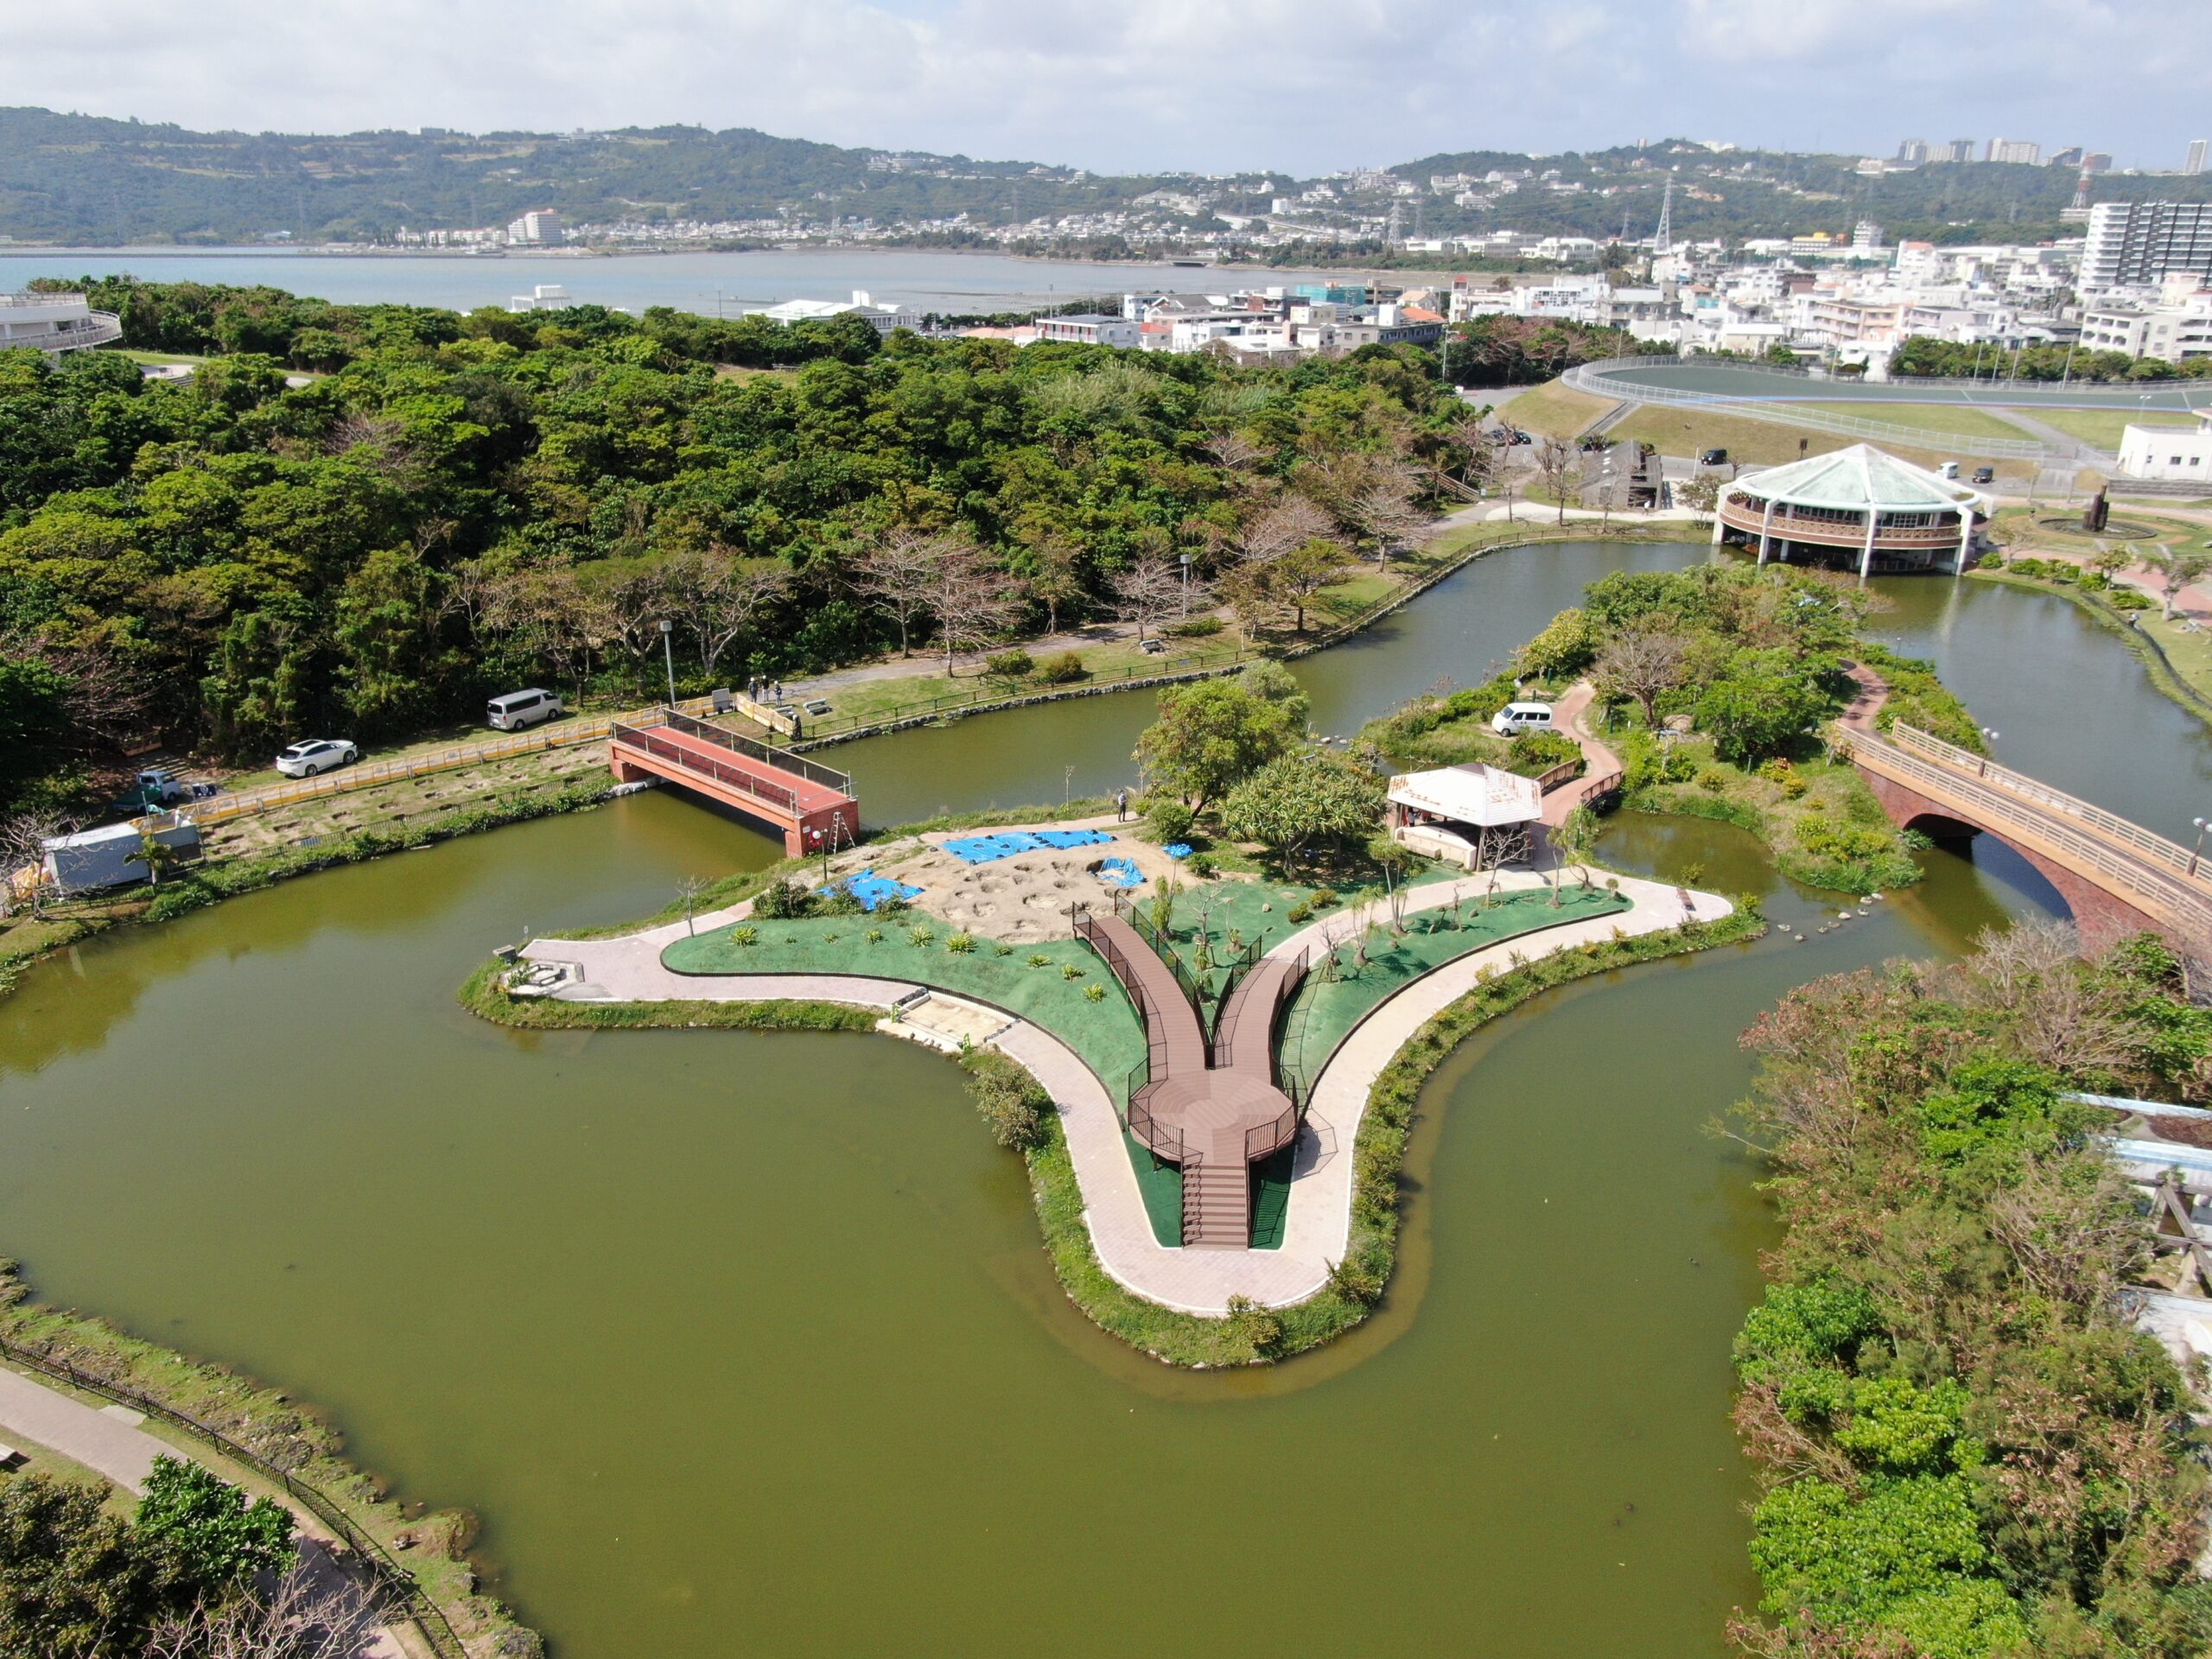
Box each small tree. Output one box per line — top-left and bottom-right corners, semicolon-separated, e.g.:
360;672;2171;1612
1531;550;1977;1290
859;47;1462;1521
1592;626;1688;724
2141;547;2210;621
135;1457;295;1588
853;525;939;658
1134;679;1294;813
1218;750;1386;872
676;874;708;936
1109;551;1191;640
1534;435;1579;526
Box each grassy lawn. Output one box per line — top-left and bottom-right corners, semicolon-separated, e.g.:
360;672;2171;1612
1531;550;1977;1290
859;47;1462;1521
1800;401;2034;442
1497;379;1617;437
662;916;1147;1097
1611;404;2037;480
2017;406;2199;453
1278;886;1629;1091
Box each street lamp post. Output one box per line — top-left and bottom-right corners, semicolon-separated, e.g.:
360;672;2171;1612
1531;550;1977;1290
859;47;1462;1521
1179;551;1192;620
1978;728;1999;777
2193;816;2209;879
659;619;677;708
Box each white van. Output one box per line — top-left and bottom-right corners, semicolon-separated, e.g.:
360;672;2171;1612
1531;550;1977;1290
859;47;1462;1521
1491;701;1556;736
486;689;564;731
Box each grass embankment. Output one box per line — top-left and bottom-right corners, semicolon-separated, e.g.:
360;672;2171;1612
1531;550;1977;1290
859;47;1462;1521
457;958;880;1033
1029;906;1766;1366
664;917;1149;1097
1798;401;2034;442
1495;379;1617;437
1608;404;2037;480
2024;405;2198;453
0;1262;538;1656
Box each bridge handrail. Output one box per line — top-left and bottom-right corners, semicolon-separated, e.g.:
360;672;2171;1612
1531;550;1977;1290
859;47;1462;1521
652;706;852;794
612;722;803;816
1888;723;2212;892
1843;728;2212;932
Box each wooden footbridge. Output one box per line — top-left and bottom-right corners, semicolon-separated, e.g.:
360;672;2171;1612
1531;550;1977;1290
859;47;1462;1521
610;708;858;856
1839;707;2212;957
1075;900;1310;1250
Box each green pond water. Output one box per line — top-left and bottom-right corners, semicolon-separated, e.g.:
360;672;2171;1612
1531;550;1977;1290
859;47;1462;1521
0;543;2165;1658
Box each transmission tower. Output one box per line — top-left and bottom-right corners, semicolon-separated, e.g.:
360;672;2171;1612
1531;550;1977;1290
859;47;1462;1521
1653;172;1675;250
2069;164;2092;213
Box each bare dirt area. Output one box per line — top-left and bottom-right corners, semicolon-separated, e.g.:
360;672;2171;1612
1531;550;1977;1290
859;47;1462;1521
203;741;612;858
880;827;1184;946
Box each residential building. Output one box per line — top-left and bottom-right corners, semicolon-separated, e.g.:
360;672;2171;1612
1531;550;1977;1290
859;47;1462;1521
2077;291;2212;364
1807;296;1910;347
2187;139;2209;176
1896;139;1930;164
1853;220;1885;252
2083;201;2212;288
1033;314;1142;347
1941;139;1978;163
505;208;564;245
1986;138;2042;166
0;290;123;356
2117;411;2212;481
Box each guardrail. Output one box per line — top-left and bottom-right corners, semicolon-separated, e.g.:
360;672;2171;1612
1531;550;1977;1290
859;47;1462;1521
1071;907;1179;1157
0;1333;468;1659
1888;722;2212;890
612;722;807;817
645;706;852;794
1565;358;2055;461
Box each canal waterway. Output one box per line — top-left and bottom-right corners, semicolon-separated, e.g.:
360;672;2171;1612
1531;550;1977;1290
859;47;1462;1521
0;542;2169;1658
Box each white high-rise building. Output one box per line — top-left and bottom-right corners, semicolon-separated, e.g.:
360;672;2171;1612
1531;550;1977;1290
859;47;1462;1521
1986;138;2042;166
2083;201;2212;288
2187;139;2209;176
506;208;564;246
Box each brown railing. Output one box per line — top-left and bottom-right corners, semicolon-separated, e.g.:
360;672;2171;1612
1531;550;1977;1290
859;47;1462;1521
1072;908;1182;1160
649;706;853;793
1179;1152;1206;1243
612;722;806;817
0;1334;468;1659
1843;726;2212;938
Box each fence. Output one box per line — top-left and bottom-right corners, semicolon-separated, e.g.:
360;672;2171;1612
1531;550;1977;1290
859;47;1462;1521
0;1333;469;1659
139;694;724;836
1563;358;2055;461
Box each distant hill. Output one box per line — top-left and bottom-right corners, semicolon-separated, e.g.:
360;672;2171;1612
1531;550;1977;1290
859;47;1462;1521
3;108;2209;248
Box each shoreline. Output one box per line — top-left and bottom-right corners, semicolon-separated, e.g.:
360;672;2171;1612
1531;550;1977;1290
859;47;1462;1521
1967;567;2212;730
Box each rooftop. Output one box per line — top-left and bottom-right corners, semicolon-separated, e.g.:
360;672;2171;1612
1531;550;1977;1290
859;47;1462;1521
1732;444;1985;514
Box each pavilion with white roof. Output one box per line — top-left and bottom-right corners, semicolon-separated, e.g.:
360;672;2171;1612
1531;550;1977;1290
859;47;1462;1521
1385;763;1543;868
1711;443;1988;578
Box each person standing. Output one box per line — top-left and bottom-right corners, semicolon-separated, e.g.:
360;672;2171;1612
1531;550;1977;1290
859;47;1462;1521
1115;787;1128;823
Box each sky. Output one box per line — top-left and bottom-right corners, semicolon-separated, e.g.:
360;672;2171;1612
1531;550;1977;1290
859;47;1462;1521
9;0;2209;175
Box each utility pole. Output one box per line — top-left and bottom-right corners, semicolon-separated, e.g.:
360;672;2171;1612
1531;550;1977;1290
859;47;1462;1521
659;620;676;707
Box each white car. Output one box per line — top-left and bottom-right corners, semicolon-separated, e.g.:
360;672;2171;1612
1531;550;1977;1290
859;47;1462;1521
276;739;359;778
1491;701;1556;736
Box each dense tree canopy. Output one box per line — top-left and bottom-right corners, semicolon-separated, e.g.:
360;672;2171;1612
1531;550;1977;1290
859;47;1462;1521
0;282;1465;807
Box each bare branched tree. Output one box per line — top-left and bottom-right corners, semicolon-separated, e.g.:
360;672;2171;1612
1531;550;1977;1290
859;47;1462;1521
852;525;941;658
919;536;1025;673
143;1556;387;1659
1533;435;1579;528
1109;551;1192;641
0;811;65;920
664;547;788;678
1592;626;1689;725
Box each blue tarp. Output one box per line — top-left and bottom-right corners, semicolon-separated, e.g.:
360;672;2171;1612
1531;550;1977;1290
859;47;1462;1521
943;829;1115;865
822;868;925;911
1163;842;1193;860
1096;856;1144;888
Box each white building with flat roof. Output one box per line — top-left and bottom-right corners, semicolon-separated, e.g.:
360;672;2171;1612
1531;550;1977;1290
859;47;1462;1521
2117;412;2212;482
506;209;564;245
0;291;123;357
754;291;919;334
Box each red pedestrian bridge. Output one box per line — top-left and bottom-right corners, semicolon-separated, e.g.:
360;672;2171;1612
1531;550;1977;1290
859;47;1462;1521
610;708;858;856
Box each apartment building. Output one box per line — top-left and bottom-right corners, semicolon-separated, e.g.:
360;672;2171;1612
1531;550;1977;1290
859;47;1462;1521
2083;201;2212;288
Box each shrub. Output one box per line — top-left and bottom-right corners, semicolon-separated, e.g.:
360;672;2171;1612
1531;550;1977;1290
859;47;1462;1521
1699;767;1729;792
1186;851;1217;877
1166;615;1224;638
1781;772;1809;799
1033;651;1087;683
1027;953;1052;968
962;1049;1050;1150
1308;888;1339;909
864;927;885;944
1061;963;1084;981
1976;553;2005;570
1084;983;1107;1002
1758;758;1794;785
1286;902;1313;925
2109;588;2152;611
751;879;814;920
2076;568;2110;591
1504;730;1581;776
1224;1294;1283;1359
906;925;935;946
1146;799;1196;842
814;886;866;918
730;925;759;947
946;931;976;954
986;649;1034;677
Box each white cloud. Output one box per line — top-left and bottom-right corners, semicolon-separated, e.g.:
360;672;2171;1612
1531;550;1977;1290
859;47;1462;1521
3;0;2205;172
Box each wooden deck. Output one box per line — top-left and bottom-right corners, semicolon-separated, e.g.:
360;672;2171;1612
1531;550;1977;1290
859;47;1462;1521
1078;911;1303;1251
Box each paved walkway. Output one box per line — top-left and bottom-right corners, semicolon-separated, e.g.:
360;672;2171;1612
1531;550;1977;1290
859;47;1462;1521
0;1363;406;1656
1540;682;1625;828
522;861;1726;1314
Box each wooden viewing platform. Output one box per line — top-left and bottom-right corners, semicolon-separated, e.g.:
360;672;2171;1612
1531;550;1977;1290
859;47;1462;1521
1076;904;1307;1250
610;708;858;856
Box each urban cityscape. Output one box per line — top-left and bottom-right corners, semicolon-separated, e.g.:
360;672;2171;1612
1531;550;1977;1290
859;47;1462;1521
4;12;2212;1659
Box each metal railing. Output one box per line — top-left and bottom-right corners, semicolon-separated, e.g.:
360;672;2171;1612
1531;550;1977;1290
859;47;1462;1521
0;1334;468;1659
1564;357;2052;461
1843;726;2212;936
646;706;853;794
1179;1152;1206;1243
1072;908;1180;1160
612;722;808;816
1888;722;2212;891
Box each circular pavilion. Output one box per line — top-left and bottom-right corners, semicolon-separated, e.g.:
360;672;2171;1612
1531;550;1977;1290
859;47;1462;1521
1711;443;1988;576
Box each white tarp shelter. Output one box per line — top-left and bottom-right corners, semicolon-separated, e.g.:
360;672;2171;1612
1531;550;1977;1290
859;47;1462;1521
1387;764;1541;829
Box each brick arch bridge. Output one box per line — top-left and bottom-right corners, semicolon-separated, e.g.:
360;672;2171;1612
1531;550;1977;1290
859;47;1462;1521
1839;709;2212;958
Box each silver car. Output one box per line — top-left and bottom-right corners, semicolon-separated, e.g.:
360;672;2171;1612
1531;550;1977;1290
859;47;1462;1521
276;739;359;778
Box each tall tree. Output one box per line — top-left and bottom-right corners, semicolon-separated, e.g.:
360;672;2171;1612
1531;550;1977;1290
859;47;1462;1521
918;536;1023;673
853;526;941;658
665;546;788;677
1133;679;1294;814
